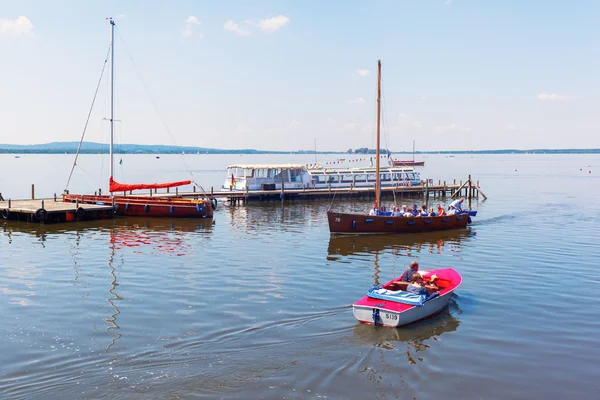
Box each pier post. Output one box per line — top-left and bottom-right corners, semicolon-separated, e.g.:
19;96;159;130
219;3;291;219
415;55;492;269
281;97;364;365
425;179;429;208
211;187;214;196
468;174;472;210
54;193;57;202
31;184;35;200
41;199;45;209
175;187;178;196
8;199;11;208
193;186;196;193
76;198;79;209
0;193;3;201
167;187;170;193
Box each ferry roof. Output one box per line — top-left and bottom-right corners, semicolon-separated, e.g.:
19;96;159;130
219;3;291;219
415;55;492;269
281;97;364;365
226;164;307;169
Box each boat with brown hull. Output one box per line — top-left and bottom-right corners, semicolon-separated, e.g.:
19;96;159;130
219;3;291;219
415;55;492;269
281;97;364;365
62;194;214;218
326;60;476;235
327;211;471;235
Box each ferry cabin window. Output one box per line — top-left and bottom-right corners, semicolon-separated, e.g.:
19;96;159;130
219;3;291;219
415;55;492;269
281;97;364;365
381;173;391;181
327;175;340;184
407;172;415;180
354;174;366;183
290;169;303;182
341;174;354;183
367;173;376;182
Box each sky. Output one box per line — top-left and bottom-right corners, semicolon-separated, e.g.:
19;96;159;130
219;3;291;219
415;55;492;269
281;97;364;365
1;0;599;152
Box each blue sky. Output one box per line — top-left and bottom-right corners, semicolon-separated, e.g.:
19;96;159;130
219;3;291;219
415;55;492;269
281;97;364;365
1;0;598;152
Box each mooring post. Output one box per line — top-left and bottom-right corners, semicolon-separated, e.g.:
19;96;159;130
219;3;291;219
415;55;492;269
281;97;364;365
76;198;79;208
193;186;196;193
0;193;3;201
468;174;472;209
54;193;57;202
8;199;11;208
41;199;45;209
425;179;429;208
167;187;170;194
31;184;35;200
211;187;214;196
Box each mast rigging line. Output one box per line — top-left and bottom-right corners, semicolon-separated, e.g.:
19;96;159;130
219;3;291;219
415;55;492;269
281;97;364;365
64;45;112;193
115;29;206;196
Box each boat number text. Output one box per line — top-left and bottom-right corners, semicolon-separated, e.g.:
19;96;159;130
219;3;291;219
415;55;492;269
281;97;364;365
384;313;398;321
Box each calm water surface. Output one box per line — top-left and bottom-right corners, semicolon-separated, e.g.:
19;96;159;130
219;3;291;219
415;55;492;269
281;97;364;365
1;154;599;399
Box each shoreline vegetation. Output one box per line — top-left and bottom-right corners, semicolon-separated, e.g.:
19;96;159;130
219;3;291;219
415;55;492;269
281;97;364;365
1;142;600;155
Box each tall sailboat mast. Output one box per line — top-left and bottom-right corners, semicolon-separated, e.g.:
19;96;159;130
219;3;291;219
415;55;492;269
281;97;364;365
375;60;382;208
109;18;115;188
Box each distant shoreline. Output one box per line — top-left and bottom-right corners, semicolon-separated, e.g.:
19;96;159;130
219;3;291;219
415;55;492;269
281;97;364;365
1;142;600;155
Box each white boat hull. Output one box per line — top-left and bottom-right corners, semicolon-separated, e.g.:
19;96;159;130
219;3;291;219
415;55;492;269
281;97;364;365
352;291;454;327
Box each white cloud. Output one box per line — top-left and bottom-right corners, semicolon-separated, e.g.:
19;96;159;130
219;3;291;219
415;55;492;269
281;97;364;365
538;92;583;101
224;20;252;36
224;15;289;36
256;15;289;33
0;16;34;37
412;121;422;128
183;15;201;38
115;14;126;20
289;119;301;127
356;69;370;77
348;97;366;105
505;123;516;131
445;0;454;5
235;123;252;134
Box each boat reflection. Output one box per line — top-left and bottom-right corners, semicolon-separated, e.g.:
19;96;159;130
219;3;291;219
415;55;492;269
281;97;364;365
1;217;214;244
327;229;475;259
353;299;461;365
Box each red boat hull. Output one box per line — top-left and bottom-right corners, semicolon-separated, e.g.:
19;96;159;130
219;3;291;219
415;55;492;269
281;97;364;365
393;160;425;167
327;211;468;234
63;194;214;218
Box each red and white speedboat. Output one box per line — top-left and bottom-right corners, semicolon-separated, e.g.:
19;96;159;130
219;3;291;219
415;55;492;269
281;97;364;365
353;268;462;327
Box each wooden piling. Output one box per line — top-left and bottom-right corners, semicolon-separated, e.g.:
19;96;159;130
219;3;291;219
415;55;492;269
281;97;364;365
31;184;35;200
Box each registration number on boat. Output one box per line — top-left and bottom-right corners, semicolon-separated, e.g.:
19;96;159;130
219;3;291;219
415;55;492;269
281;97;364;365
383;313;398;321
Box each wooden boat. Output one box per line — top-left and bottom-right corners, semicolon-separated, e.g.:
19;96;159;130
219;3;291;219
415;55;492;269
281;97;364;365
327;60;475;234
62;18;213;218
392;140;424;166
352;268;462;327
327;211;473;234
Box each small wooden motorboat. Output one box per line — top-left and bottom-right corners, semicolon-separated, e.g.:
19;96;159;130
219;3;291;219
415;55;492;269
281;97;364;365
352;268;462;327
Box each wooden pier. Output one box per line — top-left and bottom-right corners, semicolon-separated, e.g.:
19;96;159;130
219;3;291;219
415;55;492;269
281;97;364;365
0;198;114;223
154;177;487;205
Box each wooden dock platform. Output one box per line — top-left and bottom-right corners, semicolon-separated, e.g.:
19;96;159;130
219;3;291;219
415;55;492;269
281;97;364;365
146;177;486;205
0;198;114;223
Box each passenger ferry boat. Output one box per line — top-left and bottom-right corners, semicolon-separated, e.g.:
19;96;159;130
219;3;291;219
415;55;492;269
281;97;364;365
222;164;422;191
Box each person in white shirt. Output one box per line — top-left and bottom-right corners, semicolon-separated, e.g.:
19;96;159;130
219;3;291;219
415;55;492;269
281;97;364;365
369;204;378;216
448;198;464;211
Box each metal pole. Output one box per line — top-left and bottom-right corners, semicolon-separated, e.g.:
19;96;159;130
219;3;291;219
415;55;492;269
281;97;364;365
375;60;382;208
109;18;115;191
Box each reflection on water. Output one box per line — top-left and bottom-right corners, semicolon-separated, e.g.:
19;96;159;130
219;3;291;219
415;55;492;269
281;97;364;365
353;299;461;363
327;229;476;258
105;236;122;358
1;217;214;241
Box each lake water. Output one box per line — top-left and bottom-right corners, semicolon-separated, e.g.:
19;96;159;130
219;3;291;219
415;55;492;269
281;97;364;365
1;153;599;399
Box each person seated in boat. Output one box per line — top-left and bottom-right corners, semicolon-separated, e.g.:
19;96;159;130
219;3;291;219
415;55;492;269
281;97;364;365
426;274;439;291
448;197;465;211
391;206;402;217
379;205;387;215
407;273;440;299
399;261;419;282
411;204;419;216
369;204;379;216
437;204;446;216
428;207;437;217
447;205;458;215
419;204;429;216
